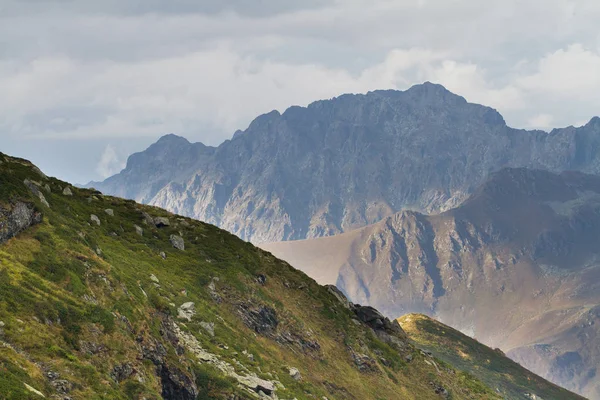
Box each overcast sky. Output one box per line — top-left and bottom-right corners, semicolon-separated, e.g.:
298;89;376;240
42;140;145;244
2;0;600;183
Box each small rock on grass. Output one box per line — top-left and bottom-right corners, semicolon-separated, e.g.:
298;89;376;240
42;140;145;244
90;214;101;226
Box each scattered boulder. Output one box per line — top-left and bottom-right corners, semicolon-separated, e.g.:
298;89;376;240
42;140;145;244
237;375;275;396
256;274;267;285
134;225;143;236
160;251;167;259
155;217;171;228
110;363;135;382
177;302;196;321
0;202;42;245
277;330;321;353
288;367;301;381
24;180;50;208
31;165;47;179
51;379;73;394
45;371;60;381
205;278;222;303
104;209;114;216
39;194;49;208
62;186;73;196
325;285;351;309
243;350;254;361
90;214;101;226
430;382;449;398
525;393;543;400
159;364;199;400
351;350;378;373
150;274;160;283
79;341;108;355
200;321;215;337
177;219;190;227
170;234;185;251
238;303;279;336
354;306;386;327
352;305;407;338
141;212;154;225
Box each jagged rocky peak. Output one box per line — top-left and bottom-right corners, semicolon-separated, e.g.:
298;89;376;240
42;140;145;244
92;83;600;242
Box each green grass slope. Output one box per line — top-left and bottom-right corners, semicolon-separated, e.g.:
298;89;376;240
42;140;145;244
0;152;576;400
398;314;585;400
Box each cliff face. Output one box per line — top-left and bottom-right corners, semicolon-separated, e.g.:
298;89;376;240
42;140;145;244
91;83;600;243
263;168;600;399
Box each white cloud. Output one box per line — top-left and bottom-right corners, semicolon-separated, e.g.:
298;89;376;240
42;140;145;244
2;43;600;146
1;0;600;182
527;114;555;130
96;145;126;178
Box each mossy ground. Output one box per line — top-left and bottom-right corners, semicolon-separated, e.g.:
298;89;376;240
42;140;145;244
0;152;558;399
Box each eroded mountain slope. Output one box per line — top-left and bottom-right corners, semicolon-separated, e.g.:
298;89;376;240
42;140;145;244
0;152;549;399
262;168;600;399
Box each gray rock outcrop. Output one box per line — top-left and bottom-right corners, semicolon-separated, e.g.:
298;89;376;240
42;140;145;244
90;214;101;226
0;202;42;245
169;234;184;251
177;302;195;321
155;217;170;228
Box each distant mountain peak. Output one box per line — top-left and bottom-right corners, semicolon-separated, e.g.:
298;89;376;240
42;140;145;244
93;85;599;243
587;116;600;126
155;133;190;145
407;81;452;93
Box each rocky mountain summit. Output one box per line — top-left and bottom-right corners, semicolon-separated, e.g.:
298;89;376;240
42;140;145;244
2;152;582;399
92;83;600;243
263;168;600;399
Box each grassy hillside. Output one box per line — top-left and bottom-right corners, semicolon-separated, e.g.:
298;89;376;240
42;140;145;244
0;152;578;400
399;314;584;400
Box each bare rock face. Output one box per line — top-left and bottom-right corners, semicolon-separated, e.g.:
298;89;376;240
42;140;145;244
159;363;198;400
237;303;279;336
91;85;600;243
0;202;42;245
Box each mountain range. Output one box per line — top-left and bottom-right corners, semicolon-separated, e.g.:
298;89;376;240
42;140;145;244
90;82;600;243
263;167;600;399
0;152;583;399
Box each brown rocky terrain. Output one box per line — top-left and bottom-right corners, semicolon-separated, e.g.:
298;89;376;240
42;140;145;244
262;168;600;399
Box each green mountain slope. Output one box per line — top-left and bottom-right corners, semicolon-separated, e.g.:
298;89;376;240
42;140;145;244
399;314;583;400
0;152;580;400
